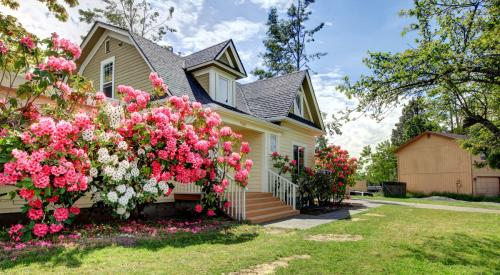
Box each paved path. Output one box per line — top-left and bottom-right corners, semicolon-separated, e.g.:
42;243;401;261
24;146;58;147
263;201;381;229
263;198;500;230
350;198;500;214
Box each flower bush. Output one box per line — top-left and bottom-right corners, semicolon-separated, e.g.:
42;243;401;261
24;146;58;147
0;19;251;242
0;20;92;241
270;144;357;207
88;79;251;218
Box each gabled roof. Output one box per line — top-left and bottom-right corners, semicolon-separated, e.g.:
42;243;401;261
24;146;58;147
395;131;467;153
182;40;231;68
79;22;323;131
238;71;307;119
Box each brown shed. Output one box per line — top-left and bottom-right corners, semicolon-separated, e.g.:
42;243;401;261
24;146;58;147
395;131;500;197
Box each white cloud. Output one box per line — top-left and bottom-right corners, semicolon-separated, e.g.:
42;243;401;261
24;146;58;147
239;0;293;10
176;17;264;51
311;69;401;157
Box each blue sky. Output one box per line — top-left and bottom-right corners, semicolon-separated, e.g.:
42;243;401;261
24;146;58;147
0;0;417;156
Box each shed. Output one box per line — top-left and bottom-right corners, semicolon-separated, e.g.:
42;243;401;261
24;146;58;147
395;131;499;197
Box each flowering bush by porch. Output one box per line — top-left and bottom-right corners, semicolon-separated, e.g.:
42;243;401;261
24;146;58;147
0;20;251;242
270;145;357;207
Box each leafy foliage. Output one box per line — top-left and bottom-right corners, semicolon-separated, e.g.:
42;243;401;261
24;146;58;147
1;0;78;21
340;0;500;168
391;97;443;146
78;0;175;42
358;141;397;185
252;0;326;79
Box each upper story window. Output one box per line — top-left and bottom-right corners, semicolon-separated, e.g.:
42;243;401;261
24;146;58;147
100;56;115;98
215;74;233;105
294;92;303;117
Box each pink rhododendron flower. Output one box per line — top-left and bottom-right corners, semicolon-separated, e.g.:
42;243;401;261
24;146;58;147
240;142;250;154
33;223;49;238
69;206;80;215
53;207;69;222
20;35;35;50
8;224;24;242
28;199;42;209
223;201;231;208
49;223;64;234
194;204;203;213
19;188;34;200
28;208;44;220
207;209;216;217
0;40;7;54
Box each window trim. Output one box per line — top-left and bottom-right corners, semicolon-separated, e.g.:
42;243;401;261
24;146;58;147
100;56;115;98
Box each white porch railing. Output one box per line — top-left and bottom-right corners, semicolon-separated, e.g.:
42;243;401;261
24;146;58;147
267;170;297;210
219;173;246;221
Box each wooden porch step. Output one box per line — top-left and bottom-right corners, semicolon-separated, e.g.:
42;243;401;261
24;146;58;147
245;192;299;224
247;209;300;224
246;205;294;218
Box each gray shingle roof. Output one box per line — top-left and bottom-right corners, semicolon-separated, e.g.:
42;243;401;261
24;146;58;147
238;71;307;119
89;22;320;129
182;40;231;68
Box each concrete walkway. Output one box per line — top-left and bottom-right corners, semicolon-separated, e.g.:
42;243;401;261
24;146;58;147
263;201;381;229
263;198;500;230
350;198;500;214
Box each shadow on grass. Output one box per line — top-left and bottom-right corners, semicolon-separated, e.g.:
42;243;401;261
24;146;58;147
0;223;258;270
402;233;500;271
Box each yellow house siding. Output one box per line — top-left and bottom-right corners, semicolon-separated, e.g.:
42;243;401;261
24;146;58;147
82;37;152;95
278;121;316;168
396;134;473;194
238;129;264;192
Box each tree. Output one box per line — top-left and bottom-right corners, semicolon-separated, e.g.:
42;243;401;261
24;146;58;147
79;0;175;42
315;135;328;152
252;0;326;79
1;0;77;21
340;0;500;168
359;141;398;185
391;97;443;146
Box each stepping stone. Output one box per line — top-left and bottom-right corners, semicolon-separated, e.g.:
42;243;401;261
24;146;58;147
229;255;311;275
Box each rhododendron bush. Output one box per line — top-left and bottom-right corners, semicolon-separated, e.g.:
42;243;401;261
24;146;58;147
0;20;251;242
270;144;357;207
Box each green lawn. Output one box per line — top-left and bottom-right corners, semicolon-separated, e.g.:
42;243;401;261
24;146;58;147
351;194;500;210
1;205;499;274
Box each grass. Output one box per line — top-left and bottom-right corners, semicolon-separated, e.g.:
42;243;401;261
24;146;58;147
1;205;499;274
351;194;500;210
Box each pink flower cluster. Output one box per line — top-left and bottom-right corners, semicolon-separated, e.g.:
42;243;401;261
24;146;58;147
20;35;35;50
0;114;92;241
42;56;77;74
149;72;168;92
0;40;7;54
51;33;81;59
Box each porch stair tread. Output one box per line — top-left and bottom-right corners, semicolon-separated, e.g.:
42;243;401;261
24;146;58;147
245;192;299;224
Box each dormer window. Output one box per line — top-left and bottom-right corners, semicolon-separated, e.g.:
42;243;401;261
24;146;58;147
294;92;303;116
215;73;234;106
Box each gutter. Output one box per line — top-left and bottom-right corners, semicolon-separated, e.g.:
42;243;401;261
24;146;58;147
267;116;326;135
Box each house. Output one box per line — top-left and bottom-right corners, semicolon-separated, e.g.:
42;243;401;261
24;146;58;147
395;131;500;197
3;21;326;223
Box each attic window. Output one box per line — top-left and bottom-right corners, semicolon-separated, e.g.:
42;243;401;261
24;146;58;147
104;39;110;53
294;93;303;117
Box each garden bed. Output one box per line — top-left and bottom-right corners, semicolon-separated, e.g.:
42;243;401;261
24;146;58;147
0;217;236;261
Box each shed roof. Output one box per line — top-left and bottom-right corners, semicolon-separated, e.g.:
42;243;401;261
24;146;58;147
395;131;467;153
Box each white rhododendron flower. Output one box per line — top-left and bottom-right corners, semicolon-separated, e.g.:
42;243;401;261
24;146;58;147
118;141;128;150
116;207;126;215
107;191;118;203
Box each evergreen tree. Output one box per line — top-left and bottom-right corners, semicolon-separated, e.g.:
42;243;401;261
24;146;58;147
253;0;326;79
391;97;443;147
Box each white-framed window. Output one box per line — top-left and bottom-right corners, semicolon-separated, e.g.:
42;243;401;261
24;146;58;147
100;56;115;98
294;92;303;117
270;134;278;153
215;74;233;105
293;144;305;172
104;39;111;53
